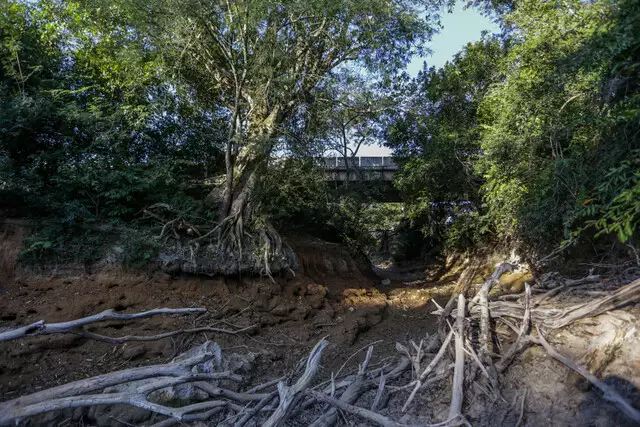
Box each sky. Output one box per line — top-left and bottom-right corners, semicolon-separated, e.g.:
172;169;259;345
356;3;500;157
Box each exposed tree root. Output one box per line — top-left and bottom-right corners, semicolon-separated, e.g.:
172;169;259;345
139;201;292;277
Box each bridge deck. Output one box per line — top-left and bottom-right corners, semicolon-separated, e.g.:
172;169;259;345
323;156;398;181
323;156;398;170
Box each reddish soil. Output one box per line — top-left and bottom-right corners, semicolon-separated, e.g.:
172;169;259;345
3;228;637;427
0;239;444;403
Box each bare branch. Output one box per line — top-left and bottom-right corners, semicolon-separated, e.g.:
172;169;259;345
0;341;243;426
308;390;463;427
536;274;601;304
0;352;215;410
497;283;532;372
402;330;453;412
307;390;414;427
448;294;466;420
263;338;329;427
310;346;374;427
0;308;206;343
537;327;640;423
75;323;257;344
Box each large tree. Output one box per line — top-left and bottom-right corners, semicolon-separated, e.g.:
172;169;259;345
136;0;446;251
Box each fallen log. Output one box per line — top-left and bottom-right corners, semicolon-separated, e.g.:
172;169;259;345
469;263;518;308
545;278;640;329
435;278;640;330
535;274;601;304
0;352;213;413
441;263;514;321
0;307;207;343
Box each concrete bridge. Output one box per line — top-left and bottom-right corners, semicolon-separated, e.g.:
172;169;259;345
323;156;400;201
323;156;398;182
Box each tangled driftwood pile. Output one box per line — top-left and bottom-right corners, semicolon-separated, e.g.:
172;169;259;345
1;265;639;426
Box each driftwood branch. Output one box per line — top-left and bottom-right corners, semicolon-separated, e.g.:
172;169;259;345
0;342;243;426
448;294;466;421
0;353;212;411
263;338;329;427
441;263;513;320
537;327;640;423
310;346;373;427
479;277;492;357
371;372;386;412
536;274;601;304
309;389;464;427
497;283;532;372
435;278;640;330
0;308;207;343
233;393;277;427
2;264;636;427
545;278;640;329
308;389;417;427
1;374;240;424
402;330;453;412
76;323;257;344
469;263;517;308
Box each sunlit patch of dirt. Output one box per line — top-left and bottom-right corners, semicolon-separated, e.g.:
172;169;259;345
494;270;534;294
387;283;457;310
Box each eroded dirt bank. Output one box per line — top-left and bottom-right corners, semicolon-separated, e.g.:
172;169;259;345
1;237;639;426
0;240;446;401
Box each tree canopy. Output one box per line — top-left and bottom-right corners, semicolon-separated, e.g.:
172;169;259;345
386;0;639;252
0;0;637;268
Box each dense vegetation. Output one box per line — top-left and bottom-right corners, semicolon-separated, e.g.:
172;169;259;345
0;0;637;270
387;0;639;253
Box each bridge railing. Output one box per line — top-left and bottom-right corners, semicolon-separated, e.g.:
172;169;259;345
323;156;398;170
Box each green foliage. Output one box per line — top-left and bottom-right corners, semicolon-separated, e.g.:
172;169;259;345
0;0;226;266
119;229;162;269
20;219;111;266
255;157;382;252
255;157;330;229
385;36;505;248
445;210;492;250
361;203;404;235
386;0;639;253
574;151;640;242
5;0;639;270
307;71;391;165
477;0;640;247
1;0;224;213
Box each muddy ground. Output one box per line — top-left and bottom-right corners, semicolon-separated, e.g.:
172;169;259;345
1;235;639;426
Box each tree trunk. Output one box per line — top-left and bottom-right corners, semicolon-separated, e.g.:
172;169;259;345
213;108;281;254
219;104;241;221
